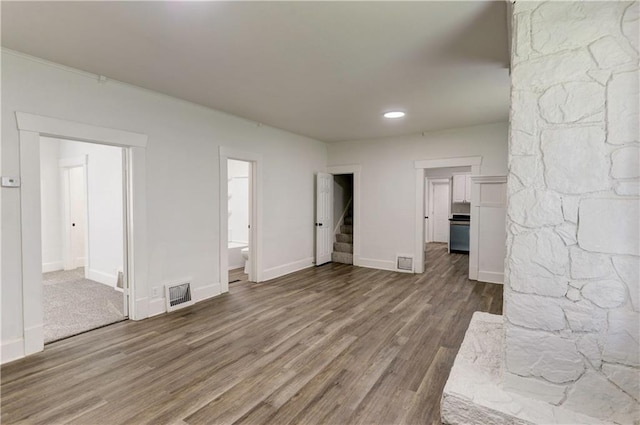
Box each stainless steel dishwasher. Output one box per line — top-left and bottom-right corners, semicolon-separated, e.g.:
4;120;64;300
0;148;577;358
449;214;470;254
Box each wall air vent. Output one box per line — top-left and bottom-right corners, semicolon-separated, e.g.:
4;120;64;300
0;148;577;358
396;255;414;272
165;281;194;312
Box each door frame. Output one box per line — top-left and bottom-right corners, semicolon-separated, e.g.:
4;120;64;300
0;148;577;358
414;156;481;275
59;156;89;274
326;165;361;266
16;112;147;358
219;147;262;291
427;178;451;243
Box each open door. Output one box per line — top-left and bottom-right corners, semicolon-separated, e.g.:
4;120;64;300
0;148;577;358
315;172;333;266
430;179;451;243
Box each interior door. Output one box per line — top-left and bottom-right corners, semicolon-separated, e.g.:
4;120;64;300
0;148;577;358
432;181;450;243
68;166;87;269
315;172;333;265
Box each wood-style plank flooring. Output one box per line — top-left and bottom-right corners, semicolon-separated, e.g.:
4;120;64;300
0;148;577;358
1;244;502;425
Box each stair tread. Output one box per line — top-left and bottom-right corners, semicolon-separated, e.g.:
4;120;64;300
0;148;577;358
332;251;353;265
336;234;353;243
333;242;353;253
340;224;353;234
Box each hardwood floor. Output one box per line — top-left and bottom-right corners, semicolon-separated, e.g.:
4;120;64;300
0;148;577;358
229;267;248;284
1;244;502;425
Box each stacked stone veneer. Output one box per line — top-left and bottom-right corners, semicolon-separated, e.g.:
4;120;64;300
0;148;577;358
506;1;639;423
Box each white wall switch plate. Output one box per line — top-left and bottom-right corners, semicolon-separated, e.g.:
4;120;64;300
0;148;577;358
1;177;20;188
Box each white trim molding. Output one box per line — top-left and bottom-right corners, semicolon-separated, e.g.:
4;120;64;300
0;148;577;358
16;112;148;148
219;147;263;291
42;261;64;273
414;156;482;170
358;257;396;272
262;257;314;282
193;283;222;302
1;338;25;365
327;164;362;267
12;112;148;363
471;175;507;184
414;156;482;274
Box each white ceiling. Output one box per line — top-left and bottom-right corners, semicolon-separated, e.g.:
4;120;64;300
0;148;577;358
1;1;510;143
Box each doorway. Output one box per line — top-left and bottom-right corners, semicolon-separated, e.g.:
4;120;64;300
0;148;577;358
40;137;127;343
414;157;481;274
227;159;251;284
330;174;354;265
219;147;261;291
426;178;450;243
317;165;361;267
15;111;145;359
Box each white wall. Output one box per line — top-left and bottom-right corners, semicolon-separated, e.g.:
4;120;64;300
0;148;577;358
327;122;508;269
58;138;123;285
39;138;62;272
227;159;249;244
504;2;639;422
1;50;327;357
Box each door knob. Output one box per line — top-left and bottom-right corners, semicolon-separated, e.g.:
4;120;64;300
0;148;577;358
72;223;76;227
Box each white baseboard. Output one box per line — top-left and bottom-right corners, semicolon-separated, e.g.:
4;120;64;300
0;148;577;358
42;261;63;273
88;268;117;287
1;338;25;365
469;267;478;280
194;282;222;302
148;298;166;317
262;257;314;282
358;257;397;272
477;270;504;284
24;324;44;356
134;297;149;320
147;282;221;318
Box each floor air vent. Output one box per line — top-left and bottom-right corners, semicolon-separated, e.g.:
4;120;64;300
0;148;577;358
396;255;414;272
165;282;194;312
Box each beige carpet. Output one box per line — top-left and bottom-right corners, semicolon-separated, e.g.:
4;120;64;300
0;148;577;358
43;268;126;343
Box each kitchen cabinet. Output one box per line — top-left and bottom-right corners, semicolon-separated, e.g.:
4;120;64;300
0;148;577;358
452;174;472;203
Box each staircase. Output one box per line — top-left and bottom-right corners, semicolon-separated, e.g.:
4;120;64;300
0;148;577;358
332;208;353;264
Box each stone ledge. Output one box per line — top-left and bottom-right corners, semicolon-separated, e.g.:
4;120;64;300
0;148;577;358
441;312;611;425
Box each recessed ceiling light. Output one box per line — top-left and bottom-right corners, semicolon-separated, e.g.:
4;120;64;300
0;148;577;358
383;111;405;119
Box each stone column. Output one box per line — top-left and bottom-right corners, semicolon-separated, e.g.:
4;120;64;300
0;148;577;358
505;1;639;423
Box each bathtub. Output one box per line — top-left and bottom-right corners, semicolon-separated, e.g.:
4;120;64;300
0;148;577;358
228;241;247;270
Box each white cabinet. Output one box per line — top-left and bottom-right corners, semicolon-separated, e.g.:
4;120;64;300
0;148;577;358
464;174;472;203
452;174;472;203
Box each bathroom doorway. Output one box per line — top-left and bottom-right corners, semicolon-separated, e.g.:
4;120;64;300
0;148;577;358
227;159;251;284
219;147;261;291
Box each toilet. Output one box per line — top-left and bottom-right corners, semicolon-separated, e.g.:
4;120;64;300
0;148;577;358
241;247;250;275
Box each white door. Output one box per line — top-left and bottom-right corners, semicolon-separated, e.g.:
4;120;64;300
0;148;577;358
69;166;87;268
315;172;333;265
65;166;87;270
431;181;450;243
